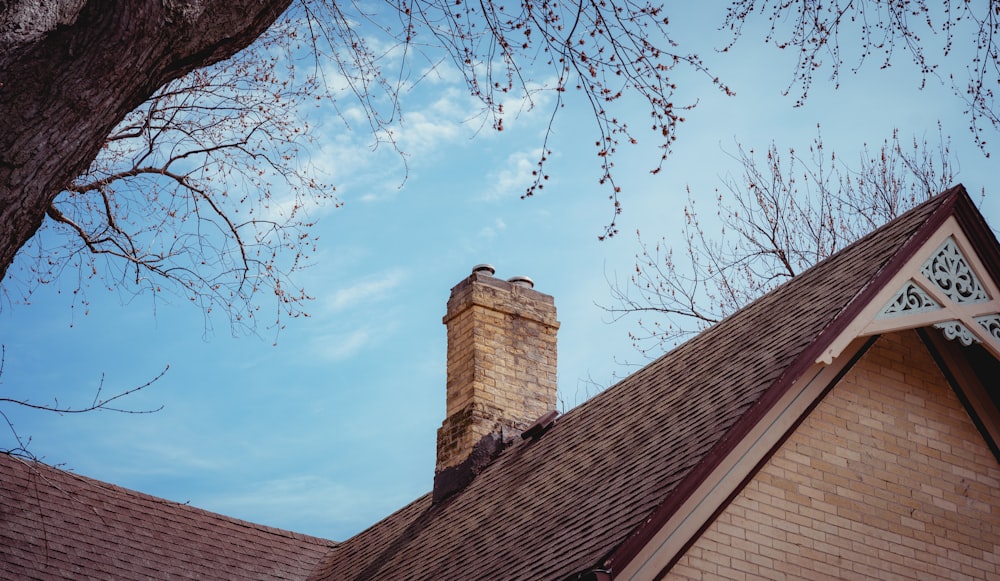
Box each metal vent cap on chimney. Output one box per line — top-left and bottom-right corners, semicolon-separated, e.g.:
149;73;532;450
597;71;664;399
508;275;534;289
472;264;496;276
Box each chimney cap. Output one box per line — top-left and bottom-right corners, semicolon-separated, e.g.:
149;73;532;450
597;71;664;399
508;275;534;289
472;264;496;276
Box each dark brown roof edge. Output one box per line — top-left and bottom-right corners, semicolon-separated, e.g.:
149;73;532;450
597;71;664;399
601;185;970;577
953;185;1000;286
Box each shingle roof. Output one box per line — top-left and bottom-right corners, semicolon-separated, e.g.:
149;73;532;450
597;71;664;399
310;185;980;580
0;452;334;580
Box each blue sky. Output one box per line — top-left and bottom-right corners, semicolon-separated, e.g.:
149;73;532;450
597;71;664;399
1;4;997;541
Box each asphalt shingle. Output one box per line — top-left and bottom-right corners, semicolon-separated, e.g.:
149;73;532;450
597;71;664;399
0;453;334;580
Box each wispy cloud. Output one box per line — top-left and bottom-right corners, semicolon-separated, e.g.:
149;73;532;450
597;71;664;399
483;148;544;200
305;60;558;206
396;107;465;154
287;267;409;362
314;326;373;361
325;269;406;313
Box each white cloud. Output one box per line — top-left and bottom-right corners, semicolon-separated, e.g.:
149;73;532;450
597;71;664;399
303;54;563;206
309;124;381;186
306;93;476;203
314;326;372;361
483;148;543;200
500;78;556;122
396;109;465;154
415;59;465;86
325;269;406;313
286;267;408;362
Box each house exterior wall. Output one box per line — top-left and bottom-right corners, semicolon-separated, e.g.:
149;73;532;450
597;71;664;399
669;330;1000;580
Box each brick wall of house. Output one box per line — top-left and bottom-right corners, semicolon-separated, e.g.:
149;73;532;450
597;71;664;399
669;330;1000;580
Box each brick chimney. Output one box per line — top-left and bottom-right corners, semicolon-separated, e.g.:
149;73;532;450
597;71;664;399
433;264;559;502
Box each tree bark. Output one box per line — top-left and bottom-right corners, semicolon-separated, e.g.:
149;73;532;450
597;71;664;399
0;0;292;282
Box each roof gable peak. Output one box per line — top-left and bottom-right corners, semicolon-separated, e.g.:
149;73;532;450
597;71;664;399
822;212;1000;364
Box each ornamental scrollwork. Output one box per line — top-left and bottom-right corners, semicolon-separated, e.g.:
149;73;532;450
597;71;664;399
921;237;990;304
877;281;941;319
934;320;981;346
976;314;1000;343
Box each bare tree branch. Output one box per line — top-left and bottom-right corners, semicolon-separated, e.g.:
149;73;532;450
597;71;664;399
725;0;1000;156
604;126;960;356
0;345;166;458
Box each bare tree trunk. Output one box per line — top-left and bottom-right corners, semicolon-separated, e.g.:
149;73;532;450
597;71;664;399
0;0;291;282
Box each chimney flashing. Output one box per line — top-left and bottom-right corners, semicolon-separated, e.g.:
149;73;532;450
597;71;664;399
432;430;510;503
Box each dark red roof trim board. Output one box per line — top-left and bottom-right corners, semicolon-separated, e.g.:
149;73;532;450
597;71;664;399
565;570;613;581
602;185;973;577
955;190;1000;286
919;327;1000;463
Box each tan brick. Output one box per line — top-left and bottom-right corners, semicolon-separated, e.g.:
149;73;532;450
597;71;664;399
668;331;1000;580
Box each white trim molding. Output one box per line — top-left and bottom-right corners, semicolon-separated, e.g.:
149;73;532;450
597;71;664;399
820;217;1000;364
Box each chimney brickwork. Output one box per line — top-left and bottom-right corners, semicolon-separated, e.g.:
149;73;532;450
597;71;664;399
433;267;559;501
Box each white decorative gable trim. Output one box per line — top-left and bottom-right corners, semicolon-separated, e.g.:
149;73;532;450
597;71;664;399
978;314;1000;341
876;281;941;318
934;320;979;346
920;237;990;304
821;217;1000;364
